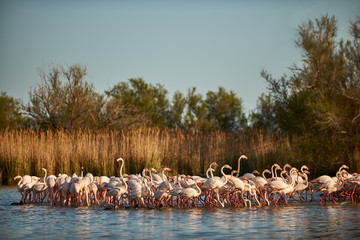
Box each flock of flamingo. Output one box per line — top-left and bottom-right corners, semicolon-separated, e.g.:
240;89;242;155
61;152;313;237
13;155;360;209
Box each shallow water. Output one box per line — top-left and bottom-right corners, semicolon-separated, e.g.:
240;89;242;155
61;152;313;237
1;186;360;239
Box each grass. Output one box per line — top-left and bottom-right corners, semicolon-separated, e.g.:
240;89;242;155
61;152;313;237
0;127;343;185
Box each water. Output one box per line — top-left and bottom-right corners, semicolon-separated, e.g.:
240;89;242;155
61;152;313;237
1;186;360;239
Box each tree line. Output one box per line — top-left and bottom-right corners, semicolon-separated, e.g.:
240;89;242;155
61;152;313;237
1;15;359;175
2;66;247;132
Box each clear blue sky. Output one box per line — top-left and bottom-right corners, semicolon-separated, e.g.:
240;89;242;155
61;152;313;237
0;0;359;113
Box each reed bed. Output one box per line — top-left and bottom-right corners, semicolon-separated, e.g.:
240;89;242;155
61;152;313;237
0;128;293;184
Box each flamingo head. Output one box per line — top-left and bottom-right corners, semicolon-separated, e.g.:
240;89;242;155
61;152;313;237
196;180;204;186
239;155;248;160
302;165;309;170
116;157;124;162
163;167;171;172
283;164;292;171
150;168;157;173
223;164;232;170
210;162;219;168
14;176;22;181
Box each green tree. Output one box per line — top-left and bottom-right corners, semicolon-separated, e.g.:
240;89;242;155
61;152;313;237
205;87;247;132
0;92;28;129
25;64;103;130
256;15;360;172
249;93;278;131
183;87;208;131
167;91;187;129
110;78;170;129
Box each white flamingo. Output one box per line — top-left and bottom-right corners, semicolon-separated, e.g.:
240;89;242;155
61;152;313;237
179;178;202;207
203;164;232;207
32;168;48;203
234;155;248;177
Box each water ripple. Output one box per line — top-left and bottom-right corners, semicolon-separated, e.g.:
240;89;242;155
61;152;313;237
1;187;360;239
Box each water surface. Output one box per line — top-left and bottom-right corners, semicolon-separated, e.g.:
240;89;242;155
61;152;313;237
1;187;359;239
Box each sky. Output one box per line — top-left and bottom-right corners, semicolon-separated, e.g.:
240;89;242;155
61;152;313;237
0;0;359;114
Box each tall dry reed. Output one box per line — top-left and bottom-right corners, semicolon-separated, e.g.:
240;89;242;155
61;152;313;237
0;128;294;184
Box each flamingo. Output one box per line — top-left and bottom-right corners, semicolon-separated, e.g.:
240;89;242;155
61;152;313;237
242;170;260;180
32;168;48;203
265;170;289;206
153;177;173;208
293;170;310;201
156;168;172;191
87;181;100;205
235;155;248;177
318;170;345;204
59;175;72;205
203;164;232;207
14;176;25;202
178;178;202;208
106;175;128;208
270;163;282;181
253;169;271;205
242;182;260;207
14;175;34;202
206;162;219;178
253;169;271;188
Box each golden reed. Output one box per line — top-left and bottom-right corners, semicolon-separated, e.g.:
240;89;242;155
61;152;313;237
0;128;293;184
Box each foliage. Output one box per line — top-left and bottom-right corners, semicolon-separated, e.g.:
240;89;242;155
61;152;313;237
24;64;105;130
0;92;28;129
251;15;360;172
110;78;170;129
205;87;247;132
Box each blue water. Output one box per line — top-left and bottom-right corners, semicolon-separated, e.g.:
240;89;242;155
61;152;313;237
1;186;360;239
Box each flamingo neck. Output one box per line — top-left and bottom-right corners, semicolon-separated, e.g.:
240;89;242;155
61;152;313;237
119;159;124;178
221;166;228;185
161;169;167;182
262;170;268;179
148;171;153;185
166;174;172;191
195;182;201;195
121;174;128;190
303;173;309;187
236;157;242;178
280;171;286;182
16;177;22;186
274;168;279;179
43;169;47;183
271;165;275;179
206;168;210;178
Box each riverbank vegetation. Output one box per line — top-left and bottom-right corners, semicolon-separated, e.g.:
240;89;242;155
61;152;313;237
1;15;359;184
